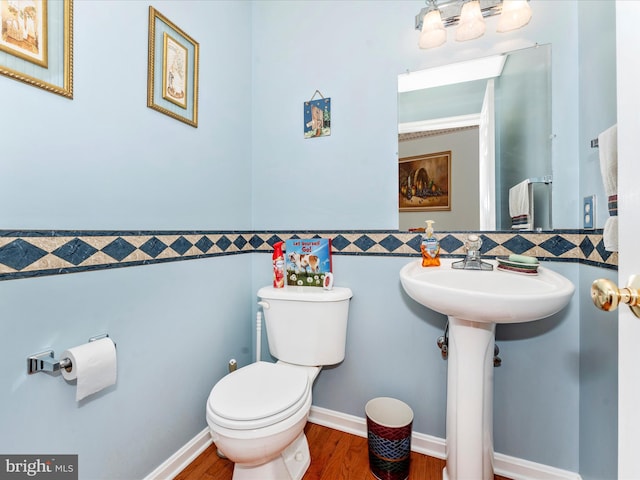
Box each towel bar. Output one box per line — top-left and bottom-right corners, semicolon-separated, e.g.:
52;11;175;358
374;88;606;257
528;176;552;184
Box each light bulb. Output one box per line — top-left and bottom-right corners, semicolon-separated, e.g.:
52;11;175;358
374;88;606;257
497;0;532;32
456;1;485;42
419;9;446;49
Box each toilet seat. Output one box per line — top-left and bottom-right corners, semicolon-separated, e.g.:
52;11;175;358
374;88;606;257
208;361;311;430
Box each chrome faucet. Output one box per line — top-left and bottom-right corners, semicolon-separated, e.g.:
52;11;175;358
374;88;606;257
452;234;493;271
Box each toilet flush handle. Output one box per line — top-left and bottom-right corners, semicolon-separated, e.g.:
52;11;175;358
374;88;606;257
258;301;270;310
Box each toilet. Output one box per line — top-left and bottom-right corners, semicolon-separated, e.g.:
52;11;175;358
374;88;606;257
206;285;353;480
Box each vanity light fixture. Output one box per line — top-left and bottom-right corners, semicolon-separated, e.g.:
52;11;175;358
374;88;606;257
497;0;532;32
456;1;486;42
419;2;446;49
416;0;532;49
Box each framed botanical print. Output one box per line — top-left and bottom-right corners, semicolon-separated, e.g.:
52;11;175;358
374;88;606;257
0;0;47;66
147;6;199;128
0;0;73;98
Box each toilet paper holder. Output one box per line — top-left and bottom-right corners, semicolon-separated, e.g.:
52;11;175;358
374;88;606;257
27;334;113;375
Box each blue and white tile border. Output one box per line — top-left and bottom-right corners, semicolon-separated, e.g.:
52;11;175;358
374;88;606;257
0;229;616;281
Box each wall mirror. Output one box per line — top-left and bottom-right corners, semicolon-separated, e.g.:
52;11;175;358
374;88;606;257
398;44;552;231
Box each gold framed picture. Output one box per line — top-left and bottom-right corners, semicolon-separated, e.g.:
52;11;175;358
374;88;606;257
0;0;47;67
147;6;199;128
399;151;451;212
0;0;72;98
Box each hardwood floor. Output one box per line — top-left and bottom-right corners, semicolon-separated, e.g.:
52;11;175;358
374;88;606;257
175;423;511;480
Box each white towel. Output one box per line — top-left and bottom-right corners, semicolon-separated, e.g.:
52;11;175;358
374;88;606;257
598;124;618;252
509;179;533;229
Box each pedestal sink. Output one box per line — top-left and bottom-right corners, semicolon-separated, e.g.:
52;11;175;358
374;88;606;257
400;258;574;480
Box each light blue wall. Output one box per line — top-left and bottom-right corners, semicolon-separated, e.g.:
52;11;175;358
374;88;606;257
1;256;253;479
577;3;618;480
251;0;580;231
0;0;253;230
0;1;618;479
578;266;618;480
0;1;255;479
494;262;580;467
578;1;618;230
250;0;402;230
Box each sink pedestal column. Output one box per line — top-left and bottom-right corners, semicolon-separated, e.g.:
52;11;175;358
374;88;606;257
443;317;495;480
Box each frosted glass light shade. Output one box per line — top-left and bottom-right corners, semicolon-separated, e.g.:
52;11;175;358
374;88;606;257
497;0;532;32
456;1;486;42
419;9;446;49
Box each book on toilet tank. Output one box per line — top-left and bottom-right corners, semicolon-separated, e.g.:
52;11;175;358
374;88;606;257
285;238;332;287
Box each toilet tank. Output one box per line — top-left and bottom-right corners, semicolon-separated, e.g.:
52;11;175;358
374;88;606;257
257;286;353;366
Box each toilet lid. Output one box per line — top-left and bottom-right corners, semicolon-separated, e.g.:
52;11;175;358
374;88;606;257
209;362;309;423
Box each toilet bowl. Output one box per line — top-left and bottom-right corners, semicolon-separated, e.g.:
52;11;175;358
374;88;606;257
206;361;320;480
206;285;352;480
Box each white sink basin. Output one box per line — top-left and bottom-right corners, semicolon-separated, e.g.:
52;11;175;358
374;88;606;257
400;258;575;324
400;257;575;479
400;259;574;480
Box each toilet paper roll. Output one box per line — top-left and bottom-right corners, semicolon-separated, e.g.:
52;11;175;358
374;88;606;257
61;337;117;401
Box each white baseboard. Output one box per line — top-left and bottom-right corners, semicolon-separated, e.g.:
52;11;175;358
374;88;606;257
308;405;582;480
308;405;446;459
142;427;213;480
144;407;582;480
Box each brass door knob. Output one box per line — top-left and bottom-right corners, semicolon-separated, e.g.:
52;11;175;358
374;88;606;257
591;275;640;319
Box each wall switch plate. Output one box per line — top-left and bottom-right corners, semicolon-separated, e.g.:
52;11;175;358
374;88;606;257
583;195;595;229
